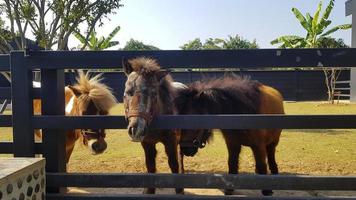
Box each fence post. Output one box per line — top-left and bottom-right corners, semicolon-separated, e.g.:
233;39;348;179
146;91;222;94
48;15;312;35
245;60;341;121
11;51;35;157
41;69;66;193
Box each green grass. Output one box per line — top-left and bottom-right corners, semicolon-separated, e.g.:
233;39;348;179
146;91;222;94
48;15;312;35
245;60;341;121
1;102;356;175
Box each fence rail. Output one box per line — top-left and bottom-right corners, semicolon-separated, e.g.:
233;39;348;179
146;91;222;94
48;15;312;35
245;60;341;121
47;173;356;190
32;115;356;129
25;48;356;69
1;49;356;199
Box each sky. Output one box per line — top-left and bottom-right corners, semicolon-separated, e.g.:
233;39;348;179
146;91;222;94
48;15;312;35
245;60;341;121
81;0;352;50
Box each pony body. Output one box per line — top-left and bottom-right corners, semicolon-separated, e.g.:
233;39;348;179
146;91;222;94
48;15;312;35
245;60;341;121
175;75;284;196
123;57;183;194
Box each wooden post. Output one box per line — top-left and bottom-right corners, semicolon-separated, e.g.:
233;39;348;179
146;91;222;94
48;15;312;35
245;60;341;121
11;51;35;157
41;69;66;193
346;0;356;102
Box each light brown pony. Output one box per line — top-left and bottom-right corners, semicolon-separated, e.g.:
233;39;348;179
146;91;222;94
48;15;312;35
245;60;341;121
34;71;117;163
122;57;183;194
175;75;284;196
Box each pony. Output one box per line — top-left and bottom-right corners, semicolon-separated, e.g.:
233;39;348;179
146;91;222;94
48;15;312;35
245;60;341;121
122;57;183;194
33;71;117;163
174;75;284;196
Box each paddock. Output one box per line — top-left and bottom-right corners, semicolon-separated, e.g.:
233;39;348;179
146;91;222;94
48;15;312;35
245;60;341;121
1;49;356;199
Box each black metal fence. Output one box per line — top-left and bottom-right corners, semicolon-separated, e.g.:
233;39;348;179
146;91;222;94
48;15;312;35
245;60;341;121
1;49;356;200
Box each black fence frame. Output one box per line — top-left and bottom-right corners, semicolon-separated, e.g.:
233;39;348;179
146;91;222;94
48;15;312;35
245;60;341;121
1;49;356;200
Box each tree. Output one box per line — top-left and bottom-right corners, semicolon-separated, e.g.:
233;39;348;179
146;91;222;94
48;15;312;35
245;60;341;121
223;35;258;49
122;39;160;50
0;0;123;50
180;35;258;50
74;25;120;50
271;0;351;103
180;38;204;50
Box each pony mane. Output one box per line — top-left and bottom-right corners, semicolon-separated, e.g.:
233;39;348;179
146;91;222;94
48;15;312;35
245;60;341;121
175;74;261;115
73;71;117;111
129;57;161;74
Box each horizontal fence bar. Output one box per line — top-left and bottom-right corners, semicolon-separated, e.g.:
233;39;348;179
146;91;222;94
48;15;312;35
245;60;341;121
0;55;10;71
334;88;350;90
46;194;356;200
0;115;12;127
334;94;351;97
0;142;42;154
47;173;356;191
33;115;356;129
0;88;40;99
335;81;351;84
26;48;356;69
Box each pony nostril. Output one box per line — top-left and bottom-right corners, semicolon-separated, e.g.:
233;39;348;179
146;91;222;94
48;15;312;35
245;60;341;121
193;139;200;147
92;142;100;152
128;127;136;136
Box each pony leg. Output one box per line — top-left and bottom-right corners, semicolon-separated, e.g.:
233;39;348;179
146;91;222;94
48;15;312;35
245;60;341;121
267;143;279;174
224;140;241;195
252;145;272;196
141;142;157;194
163;137;184;194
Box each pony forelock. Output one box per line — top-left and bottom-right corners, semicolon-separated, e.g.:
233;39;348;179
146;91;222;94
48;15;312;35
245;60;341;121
73;70;117;111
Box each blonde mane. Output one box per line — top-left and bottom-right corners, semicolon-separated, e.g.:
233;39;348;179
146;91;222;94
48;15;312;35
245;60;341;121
72;71;117;112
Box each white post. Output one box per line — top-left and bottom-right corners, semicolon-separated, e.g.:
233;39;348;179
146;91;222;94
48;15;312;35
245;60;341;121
346;0;356;101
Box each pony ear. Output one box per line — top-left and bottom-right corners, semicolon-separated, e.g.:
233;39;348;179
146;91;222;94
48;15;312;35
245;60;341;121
68;85;82;97
122;58;133;75
156;70;170;81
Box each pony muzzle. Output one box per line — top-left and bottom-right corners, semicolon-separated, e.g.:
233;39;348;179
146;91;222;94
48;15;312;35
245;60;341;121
127;122;146;142
88;139;107;154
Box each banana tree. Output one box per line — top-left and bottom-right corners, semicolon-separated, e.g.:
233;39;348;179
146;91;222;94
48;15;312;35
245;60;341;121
74;25;120;50
271;0;351;103
271;0;350;48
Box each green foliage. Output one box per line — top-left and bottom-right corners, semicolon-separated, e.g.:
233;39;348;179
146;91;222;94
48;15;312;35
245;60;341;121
0;0;123;50
122;39;160;51
223;35;259;49
181;35;259;50
180;38;204;50
271;0;351;48
74;25;120;50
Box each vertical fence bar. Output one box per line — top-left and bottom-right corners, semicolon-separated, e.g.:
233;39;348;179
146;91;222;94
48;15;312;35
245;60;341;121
41;69;66;193
11;51;35;157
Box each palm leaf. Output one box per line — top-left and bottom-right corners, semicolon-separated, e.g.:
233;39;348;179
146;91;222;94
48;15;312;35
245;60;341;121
271;35;304;45
312;1;322;33
316;20;331;35
292;8;311;32
73;30;87;45
318;0;334;36
320;0;334;25
89;30;97;48
321;24;352;37
105;41;119;48
306;13;313;24
101;26;120;49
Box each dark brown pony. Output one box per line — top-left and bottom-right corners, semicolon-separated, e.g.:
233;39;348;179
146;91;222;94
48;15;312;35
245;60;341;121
122;57;183;194
175;75;284;196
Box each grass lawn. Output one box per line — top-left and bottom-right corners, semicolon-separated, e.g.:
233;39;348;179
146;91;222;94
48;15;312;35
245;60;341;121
1;102;356;176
